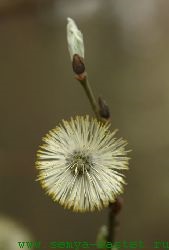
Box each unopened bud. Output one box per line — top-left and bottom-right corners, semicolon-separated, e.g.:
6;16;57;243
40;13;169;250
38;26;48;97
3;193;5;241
98;97;110;120
67;17;84;61
72;54;85;75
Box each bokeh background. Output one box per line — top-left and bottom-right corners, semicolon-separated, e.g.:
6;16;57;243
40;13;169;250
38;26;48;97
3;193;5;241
0;0;169;249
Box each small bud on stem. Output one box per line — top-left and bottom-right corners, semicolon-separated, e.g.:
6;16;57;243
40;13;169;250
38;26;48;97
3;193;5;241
72;54;85;75
98;97;110;120
67;18;84;61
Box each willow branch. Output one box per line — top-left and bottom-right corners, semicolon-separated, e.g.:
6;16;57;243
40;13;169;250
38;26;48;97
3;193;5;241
79;76;100;119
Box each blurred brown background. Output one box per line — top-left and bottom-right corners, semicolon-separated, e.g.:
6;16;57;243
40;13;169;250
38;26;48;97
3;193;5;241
0;0;169;249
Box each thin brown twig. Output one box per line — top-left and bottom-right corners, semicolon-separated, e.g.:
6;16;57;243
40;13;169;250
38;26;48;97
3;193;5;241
79;76;100;119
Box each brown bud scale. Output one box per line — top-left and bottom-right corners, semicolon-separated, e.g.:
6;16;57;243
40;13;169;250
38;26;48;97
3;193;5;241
72;54;85;75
